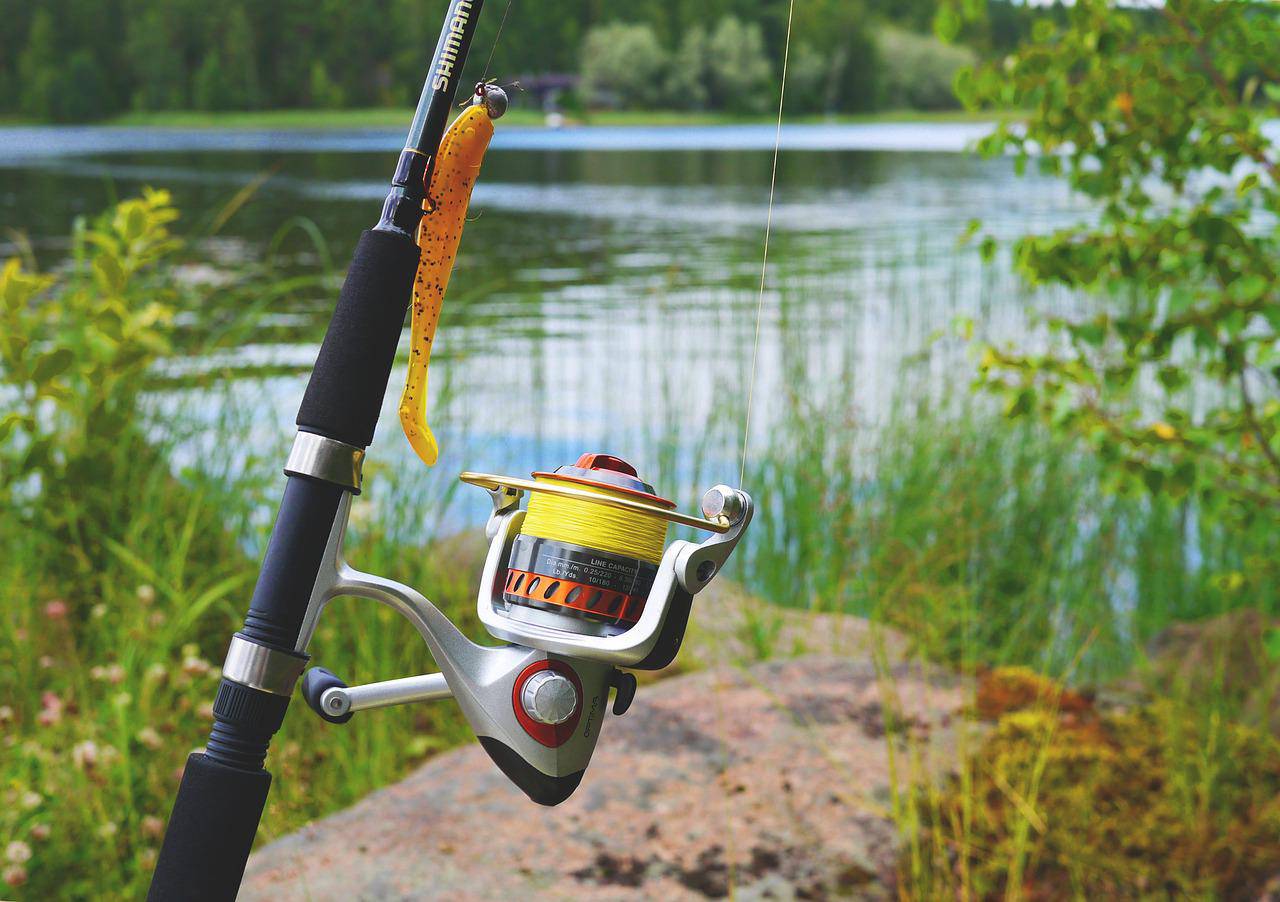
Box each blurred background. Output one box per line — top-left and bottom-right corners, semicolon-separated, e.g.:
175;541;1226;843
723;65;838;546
1;0;1278;898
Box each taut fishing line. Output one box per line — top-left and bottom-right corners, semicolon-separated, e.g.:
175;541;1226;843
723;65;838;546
480;0;515;86
739;0;796;486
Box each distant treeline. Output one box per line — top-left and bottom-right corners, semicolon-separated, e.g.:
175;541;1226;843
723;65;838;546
0;0;1046;121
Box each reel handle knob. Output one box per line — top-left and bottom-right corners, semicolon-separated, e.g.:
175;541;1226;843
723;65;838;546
302;667;354;725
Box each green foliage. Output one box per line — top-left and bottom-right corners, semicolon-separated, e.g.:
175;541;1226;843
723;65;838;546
0;189;180;571
663;16;774;114
309;63;347;110
943;0;1280;530
876;26;975;110
192;7;261;111
0;0;1033;121
579;23;670;110
705;17;775;114
0;195;484;898
909;686;1280;897
792;0;882;113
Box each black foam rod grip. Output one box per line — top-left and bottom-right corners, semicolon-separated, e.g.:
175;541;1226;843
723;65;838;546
147;753;272;902
297;228;420;448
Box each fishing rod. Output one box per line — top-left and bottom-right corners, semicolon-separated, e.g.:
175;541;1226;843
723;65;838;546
148;0;752;897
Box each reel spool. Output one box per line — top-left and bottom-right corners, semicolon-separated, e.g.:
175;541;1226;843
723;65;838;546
499;454;673;637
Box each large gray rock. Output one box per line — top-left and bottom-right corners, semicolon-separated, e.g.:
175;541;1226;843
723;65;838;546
242;651;966;900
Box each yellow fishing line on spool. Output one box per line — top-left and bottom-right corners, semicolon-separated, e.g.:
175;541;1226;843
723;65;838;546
521;477;669;564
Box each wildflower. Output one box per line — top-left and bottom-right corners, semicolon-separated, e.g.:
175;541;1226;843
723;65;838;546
141;815;164;839
4;841;31;864
0;706;12;724
30;824;50;842
3;865;26;887
146;662;168;683
37;655;54;670
182;656;211;677
37;692;63;727
139;847;158;869
72;740;100;770
137;584;156;605
137;726;163;750
19;791;41;810
91;603;108;620
149;611;167;627
198;702;215;721
43;599;68;621
97;822;118;840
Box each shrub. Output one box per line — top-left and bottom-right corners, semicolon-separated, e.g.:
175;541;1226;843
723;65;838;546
0;189;181;572
876;26;974;110
910;684;1280;897
665;25;711;110
580;23;669;109
705;17;774;114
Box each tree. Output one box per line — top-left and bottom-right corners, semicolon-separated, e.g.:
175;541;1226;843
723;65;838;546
876;26;973;110
580;23;669;109
793;0;880;113
706;16;774;114
943;1;1280;538
126;7;186;110
17;10;60;120
666;25;711;110
193;6;261;111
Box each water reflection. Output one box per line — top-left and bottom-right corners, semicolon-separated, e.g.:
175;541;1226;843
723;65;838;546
0;123;1088;529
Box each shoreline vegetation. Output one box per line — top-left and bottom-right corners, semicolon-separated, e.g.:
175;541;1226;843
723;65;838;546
0;106;1021;131
2;188;1277;898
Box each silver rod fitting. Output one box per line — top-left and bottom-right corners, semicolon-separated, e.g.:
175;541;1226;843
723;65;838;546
222;636;309;697
284;432;365;492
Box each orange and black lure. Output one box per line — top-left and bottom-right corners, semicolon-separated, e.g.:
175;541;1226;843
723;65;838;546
399;99;497;466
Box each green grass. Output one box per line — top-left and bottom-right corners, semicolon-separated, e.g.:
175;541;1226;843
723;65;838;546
90;106;1016;130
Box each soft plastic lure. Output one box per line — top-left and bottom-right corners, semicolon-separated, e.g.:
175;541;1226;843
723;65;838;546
399;100;497;466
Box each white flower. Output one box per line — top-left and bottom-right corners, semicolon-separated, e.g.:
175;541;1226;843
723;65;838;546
72;740;100;770
4;841;31;864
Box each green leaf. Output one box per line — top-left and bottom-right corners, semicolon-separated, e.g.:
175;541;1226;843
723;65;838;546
31;348;75;385
935;5;962;43
1266;628;1280;663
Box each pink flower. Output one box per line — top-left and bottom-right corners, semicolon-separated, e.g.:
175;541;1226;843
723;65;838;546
36;692;63;727
141;815;164;839
4;841;31;864
43;599;68;621
30;824;50;842
2;864;26;887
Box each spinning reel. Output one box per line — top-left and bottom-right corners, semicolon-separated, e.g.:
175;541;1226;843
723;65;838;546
295;453;752;804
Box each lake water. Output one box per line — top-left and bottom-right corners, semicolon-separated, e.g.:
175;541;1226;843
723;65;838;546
0;122;1087;530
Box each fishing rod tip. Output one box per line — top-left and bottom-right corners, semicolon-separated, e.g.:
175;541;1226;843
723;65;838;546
474;83;508;120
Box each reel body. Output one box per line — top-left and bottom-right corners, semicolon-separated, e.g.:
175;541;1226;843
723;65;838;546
297;452;752;805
